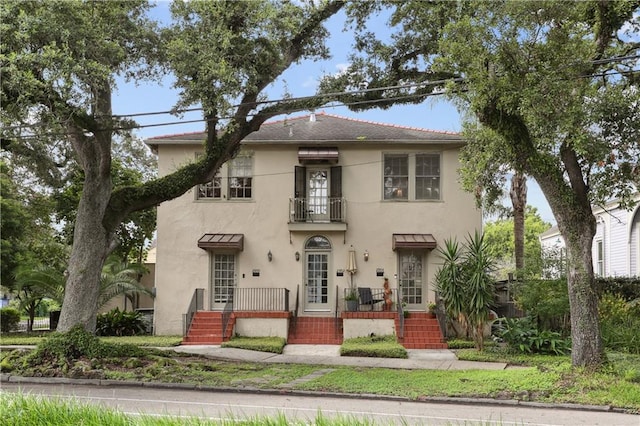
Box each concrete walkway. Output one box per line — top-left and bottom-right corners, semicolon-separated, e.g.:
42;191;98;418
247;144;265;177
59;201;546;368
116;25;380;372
1;344;509;370
167;344;510;370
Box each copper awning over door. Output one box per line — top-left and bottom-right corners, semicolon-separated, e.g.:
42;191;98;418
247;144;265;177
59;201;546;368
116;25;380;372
298;147;339;164
392;233;437;250
198;234;244;251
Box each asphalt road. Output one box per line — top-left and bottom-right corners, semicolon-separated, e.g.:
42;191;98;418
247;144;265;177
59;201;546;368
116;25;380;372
2;382;638;425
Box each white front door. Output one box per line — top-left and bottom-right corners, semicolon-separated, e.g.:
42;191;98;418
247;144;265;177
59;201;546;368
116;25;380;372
211;253;236;310
399;250;424;310
304;235;332;311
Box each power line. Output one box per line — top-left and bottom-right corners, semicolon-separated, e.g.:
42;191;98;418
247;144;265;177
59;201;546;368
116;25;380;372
3;66;638;140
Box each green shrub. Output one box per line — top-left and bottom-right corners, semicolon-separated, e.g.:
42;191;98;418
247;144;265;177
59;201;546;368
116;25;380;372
447;338;496;349
28;325;145;369
599;293;640;354
221;336;286;354
496;317;570;355
96;308;147;336
446;338;477;349
513;279;570;334
340;335;408;358
596;276;640;301
0;307;21;332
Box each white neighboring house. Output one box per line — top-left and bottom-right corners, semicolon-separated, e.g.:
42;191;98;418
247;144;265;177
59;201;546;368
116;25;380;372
539;193;640;278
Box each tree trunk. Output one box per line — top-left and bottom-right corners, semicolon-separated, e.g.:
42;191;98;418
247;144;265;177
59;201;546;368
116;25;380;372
509;172;527;275
57;171;113;332
535;172;604;368
559;217;603;368
57;84;115;333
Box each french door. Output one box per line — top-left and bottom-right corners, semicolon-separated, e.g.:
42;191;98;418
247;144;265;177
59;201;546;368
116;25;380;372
211;253;236;310
399;250;424;310
304;235;332;311
307;169;329;222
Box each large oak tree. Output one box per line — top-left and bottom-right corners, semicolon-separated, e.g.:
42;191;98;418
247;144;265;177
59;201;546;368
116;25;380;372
322;0;640;368
1;0;344;332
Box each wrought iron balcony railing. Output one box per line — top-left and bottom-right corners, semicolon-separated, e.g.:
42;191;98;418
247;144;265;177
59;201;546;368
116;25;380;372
289;197;346;223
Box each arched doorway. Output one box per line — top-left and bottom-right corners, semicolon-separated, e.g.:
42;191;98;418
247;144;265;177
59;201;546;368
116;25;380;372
304;235;332;311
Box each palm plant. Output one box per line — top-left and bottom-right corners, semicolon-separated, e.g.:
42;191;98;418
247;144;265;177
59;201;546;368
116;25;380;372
14;265;65;331
435;231;496;350
97;257;152;310
13;256;152;331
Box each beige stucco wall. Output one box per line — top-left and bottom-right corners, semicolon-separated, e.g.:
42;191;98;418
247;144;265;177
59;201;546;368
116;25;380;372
234;318;289;339
153;141;481;335
343;318;396;339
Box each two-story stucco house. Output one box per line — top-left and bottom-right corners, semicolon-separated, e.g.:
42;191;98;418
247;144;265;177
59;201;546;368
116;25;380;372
146;112;481;347
539;193;640;278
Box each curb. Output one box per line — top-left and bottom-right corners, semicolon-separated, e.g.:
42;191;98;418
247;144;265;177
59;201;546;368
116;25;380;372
1;373;626;414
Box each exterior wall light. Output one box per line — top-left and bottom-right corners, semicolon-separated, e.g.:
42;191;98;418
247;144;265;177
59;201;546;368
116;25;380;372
268;250;273;262
295;251;300;261
364;250;369;261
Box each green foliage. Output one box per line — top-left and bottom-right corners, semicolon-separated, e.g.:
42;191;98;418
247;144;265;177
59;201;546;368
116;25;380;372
483;207;551;278
496;317;571;355
28;326;145;371
97;256;152;310
0;307;20;332
513;278;570;334
435;232;496;350
596;277;640;302
333;0;640;369
222;336;287;354
599;293;640;354
96;308;148;337
340;335;408;358
2;0;344;334
54;160;156;262
446;338;495;350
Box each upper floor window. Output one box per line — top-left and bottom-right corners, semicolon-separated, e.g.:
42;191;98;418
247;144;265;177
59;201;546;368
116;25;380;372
194;152;253;201
196;154;221;200
383;153;440;201
228;155;253;199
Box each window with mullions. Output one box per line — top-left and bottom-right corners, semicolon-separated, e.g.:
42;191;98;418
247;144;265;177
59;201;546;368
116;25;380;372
384;155;408;200
228;155;253;199
195;153;221;200
197;174;221;199
415;154;440;200
383;153;440;201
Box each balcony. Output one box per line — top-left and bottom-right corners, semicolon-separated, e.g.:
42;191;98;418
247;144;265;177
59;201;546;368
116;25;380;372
288;197;347;233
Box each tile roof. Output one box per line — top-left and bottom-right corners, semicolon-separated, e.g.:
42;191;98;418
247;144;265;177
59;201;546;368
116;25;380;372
146;112;462;146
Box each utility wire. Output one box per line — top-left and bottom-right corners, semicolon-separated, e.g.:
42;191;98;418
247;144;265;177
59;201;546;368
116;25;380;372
3;66;639;140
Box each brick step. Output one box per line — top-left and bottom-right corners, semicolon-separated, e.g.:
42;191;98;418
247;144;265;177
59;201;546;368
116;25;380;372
288;317;343;345
183;311;233;345
402;326;442;332
188;322;223;329
395;314;447;349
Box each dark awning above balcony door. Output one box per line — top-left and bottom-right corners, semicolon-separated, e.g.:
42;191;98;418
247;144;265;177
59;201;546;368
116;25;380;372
197;233;244;251
392;233;437;250
298;147;339;164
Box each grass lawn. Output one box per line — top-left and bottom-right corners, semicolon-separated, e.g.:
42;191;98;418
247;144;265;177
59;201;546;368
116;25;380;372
0;333;183;347
1;333;639;413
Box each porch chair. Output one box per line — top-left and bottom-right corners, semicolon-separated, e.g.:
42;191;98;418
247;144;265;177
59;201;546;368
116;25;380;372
358;287;384;311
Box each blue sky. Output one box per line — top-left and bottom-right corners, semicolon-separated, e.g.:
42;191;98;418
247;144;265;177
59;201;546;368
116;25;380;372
111;2;555;225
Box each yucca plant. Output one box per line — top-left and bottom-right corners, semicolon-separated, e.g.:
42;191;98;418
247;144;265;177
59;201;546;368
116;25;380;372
435;231;496;350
